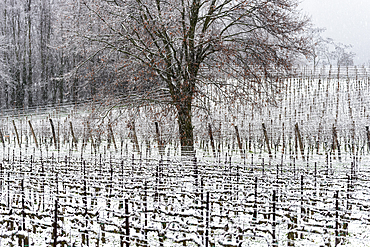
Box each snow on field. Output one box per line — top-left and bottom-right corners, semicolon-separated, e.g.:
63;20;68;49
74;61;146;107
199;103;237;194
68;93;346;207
1;69;370;246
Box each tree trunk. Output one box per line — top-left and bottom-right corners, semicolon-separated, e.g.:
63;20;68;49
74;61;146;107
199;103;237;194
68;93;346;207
176;95;194;156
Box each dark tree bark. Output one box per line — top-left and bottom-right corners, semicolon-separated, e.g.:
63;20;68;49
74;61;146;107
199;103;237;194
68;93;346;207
176;90;194;153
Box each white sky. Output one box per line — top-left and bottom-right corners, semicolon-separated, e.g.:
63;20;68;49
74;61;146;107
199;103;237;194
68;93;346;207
299;0;370;65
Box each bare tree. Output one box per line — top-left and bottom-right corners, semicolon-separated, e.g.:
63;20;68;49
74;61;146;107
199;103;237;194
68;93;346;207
309;28;355;68
332;42;355;67
308;27;330;70
72;0;311;154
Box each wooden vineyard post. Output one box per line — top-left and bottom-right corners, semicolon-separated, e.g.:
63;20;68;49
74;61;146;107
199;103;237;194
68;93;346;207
253;177;258;222
53;199;58;247
109;124;117;152
287;177;298;246
130;121;140;154
49;119;57;149
294;123;305;161
366;126;370;153
262;123;271;156
155;122;164;155
0;128;5;148
155;156;163;203
282;122;285;154
7;172;14;231
326;153;330;176
119;164;124;247
144;181;148;247
193;156;199;193
125;198;130;247
314;162;317;196
248;122;252;152
234;125;245;159
208;123;216;158
57;121;60;152
200;177;204;207
131;153;135;176
332;125;341;161
69;121;78;147
280;154;284;175
21;180;25;231
343;174;351;239
272;190;277;247
20;179;29;246
0;163;2;193
317;122;322;154
335;191;340;246
28;120;38;149
82;162;89;245
251;153;254;172
99;153;102;176
12;120;21;148
119;160;124;210
205;191;210;247
7;172;10;210
107;159;113;209
300;175;306;239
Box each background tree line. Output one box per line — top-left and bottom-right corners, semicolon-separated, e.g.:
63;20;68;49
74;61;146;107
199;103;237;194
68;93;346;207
0;0;358;113
0;0;126;111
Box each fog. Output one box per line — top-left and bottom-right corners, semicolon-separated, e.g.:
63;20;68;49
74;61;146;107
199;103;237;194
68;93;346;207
300;0;370;65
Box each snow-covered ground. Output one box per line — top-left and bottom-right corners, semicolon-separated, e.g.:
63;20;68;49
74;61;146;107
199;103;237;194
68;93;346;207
1;72;370;246
0;136;369;247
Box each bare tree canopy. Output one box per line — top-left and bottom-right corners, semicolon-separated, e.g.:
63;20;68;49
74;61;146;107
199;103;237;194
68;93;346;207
73;0;312;154
309;28;355;69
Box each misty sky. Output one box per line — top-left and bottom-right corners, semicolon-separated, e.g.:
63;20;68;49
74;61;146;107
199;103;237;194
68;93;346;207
300;0;370;65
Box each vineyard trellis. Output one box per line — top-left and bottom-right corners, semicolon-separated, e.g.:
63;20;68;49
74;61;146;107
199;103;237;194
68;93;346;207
0;66;370;246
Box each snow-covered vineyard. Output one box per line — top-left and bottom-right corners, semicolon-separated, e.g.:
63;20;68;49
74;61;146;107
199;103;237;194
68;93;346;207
1;66;370;246
1;147;369;247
